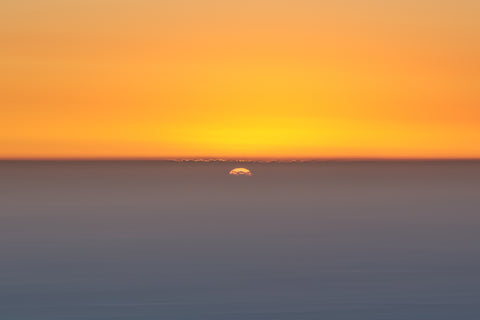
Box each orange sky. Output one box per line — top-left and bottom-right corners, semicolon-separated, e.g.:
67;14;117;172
1;0;479;159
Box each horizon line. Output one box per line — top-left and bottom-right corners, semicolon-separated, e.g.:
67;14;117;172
1;157;479;162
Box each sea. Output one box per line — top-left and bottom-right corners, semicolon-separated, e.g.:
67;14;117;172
0;160;479;319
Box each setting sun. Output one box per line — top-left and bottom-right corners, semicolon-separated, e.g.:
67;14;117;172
229;168;253;176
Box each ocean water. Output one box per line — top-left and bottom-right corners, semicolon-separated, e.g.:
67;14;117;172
0;161;479;320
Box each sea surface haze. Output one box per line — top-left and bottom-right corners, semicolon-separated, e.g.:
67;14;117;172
0;161;479;320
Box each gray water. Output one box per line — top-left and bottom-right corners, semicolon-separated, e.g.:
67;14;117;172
0;161;479;319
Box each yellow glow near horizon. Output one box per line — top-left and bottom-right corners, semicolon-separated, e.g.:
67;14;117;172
1;0;479;159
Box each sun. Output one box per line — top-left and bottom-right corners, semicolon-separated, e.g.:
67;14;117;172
229;168;253;176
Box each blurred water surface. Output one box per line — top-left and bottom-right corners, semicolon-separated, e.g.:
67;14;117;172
0;161;479;319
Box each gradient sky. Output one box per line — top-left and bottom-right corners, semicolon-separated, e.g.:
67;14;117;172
1;0;479;159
